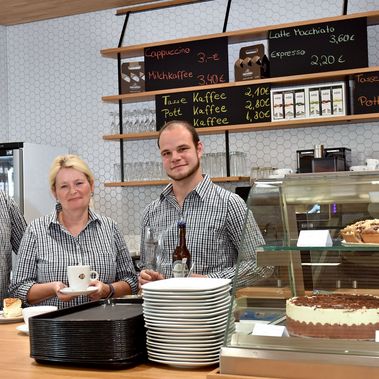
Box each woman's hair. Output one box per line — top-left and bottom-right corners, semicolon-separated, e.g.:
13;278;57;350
49;154;94;192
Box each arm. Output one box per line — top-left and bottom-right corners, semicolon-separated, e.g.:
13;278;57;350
111;222;139;295
9;226;65;304
206;194;272;284
7;195;27;254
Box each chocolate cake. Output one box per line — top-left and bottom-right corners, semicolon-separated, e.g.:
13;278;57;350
286;294;379;340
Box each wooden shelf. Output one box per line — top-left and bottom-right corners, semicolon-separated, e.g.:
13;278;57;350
103;113;379;141
101;11;379;59
104;176;250;187
101;66;379;104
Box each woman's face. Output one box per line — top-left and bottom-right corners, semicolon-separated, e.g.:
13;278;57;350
54;167;93;213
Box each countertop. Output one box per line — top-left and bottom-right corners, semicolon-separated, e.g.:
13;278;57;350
0;321;216;379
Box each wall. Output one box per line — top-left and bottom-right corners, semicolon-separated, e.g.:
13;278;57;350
0;25;8;141
2;0;379;245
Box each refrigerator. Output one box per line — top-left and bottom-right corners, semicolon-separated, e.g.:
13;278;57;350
0;142;68;223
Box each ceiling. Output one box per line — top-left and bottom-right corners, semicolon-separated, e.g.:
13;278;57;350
0;0;162;26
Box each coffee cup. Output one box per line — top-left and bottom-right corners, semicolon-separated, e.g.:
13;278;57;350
67;265;99;290
366;158;379;170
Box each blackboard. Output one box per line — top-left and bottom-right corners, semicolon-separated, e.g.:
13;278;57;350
268;17;368;77
144;37;229;91
155;84;271;130
353;71;379;114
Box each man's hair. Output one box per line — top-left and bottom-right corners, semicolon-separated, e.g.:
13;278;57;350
157;120;200;148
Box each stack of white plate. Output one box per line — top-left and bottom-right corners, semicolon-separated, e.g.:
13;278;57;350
142;277;232;368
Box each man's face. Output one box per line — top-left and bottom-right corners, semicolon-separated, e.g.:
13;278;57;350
159;125;203;181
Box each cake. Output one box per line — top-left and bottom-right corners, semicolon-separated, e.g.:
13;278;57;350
340;219;379;243
286;294;379;340
3;298;22;318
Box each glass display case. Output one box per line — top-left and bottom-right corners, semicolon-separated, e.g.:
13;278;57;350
219;171;379;379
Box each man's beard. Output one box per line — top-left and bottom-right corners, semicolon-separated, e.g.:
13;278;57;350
167;159;200;181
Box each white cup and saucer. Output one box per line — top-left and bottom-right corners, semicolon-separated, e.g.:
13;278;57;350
59;265;99;296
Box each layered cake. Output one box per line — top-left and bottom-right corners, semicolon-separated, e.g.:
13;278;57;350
286;294;379;340
3;298;22;318
340;219;379;243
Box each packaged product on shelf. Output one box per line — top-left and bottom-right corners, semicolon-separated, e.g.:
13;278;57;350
294;89;306;118
121;61;145;94
234;44;270;81
320;87;332;116
284;91;295;119
308;87;321;117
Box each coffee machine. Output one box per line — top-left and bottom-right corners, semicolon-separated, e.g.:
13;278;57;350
297;147;351;173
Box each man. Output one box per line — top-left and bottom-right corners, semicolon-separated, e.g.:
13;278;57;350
0;191;26;306
138;120;271;286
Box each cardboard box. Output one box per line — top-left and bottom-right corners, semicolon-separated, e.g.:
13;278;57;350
234;44;270;81
121;61;145;94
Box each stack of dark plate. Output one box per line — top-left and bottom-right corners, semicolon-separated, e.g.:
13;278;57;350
142;278;231;368
29;298;146;368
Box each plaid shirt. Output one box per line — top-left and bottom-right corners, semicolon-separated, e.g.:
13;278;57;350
140;175;271;283
10;208;138;308
0;191;26;305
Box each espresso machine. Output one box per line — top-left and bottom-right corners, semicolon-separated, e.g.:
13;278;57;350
296;146;351;173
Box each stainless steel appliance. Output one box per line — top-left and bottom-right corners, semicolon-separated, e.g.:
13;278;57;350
0;142;67;223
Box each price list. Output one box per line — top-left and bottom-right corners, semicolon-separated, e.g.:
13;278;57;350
144;37;229;91
353;71;379;114
269;17;368;77
155;84;271;130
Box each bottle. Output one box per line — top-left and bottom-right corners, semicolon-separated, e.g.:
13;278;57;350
144;226;158;270
172;221;191;277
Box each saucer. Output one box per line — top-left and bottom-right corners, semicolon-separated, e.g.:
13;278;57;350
59;286;97;296
16;323;29;335
0;311;24;324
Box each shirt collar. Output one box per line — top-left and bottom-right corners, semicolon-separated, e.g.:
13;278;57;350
49;207;100;229
160;174;212;202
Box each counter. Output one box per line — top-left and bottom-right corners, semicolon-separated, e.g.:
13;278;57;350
1;322;215;379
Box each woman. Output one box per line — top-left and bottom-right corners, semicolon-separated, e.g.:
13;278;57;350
10;155;138;308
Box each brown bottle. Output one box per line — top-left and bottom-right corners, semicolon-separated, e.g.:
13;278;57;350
172;221;191;277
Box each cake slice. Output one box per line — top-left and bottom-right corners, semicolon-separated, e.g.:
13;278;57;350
3;298;22;318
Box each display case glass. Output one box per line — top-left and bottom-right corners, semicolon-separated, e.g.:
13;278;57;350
221;171;379;378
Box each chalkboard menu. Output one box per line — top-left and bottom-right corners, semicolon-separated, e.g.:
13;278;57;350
268;17;368;77
155;84;271;130
353;71;379;114
144;37;229;91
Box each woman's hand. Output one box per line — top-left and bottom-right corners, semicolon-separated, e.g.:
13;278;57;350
87;279;110;301
54;281;79;302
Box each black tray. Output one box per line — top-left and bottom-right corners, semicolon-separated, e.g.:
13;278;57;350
29;298;146;368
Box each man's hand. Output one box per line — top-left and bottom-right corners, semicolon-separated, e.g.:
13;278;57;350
138;269;165;288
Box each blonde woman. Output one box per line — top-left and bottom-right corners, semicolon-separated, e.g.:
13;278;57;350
10;155;137;308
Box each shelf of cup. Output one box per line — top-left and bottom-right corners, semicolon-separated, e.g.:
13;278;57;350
104;176;250;187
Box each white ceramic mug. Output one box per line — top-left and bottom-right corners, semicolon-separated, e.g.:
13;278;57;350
67;265;99;290
366;158;379;170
